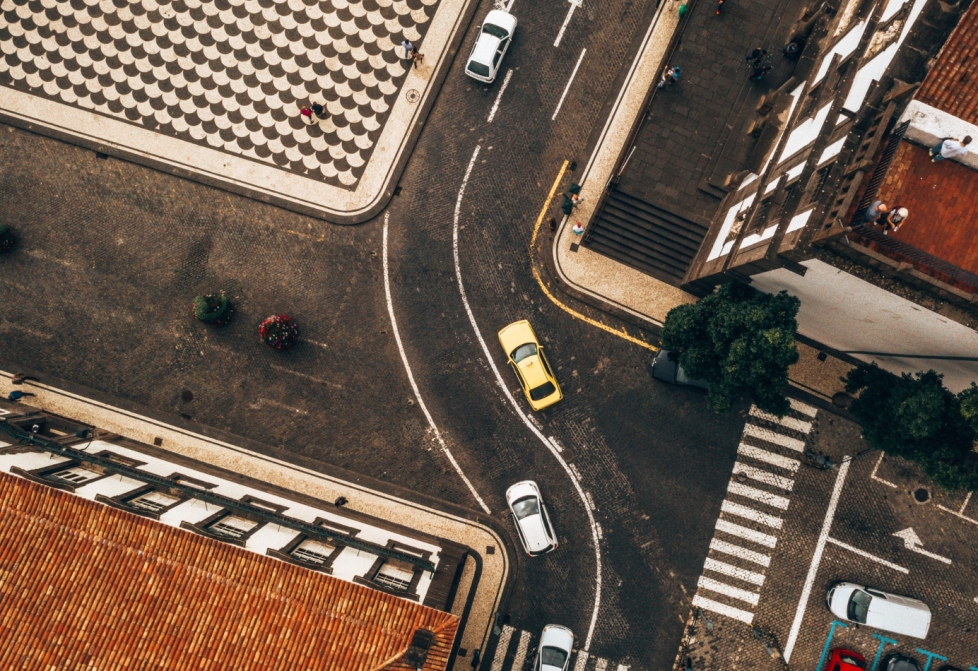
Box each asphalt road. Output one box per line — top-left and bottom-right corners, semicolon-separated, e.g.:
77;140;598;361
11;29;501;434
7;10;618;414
0;0;750;667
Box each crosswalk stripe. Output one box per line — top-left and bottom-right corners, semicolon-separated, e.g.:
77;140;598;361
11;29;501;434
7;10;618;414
732;462;794;490
692;594;755;624
727;480;790;509
616;665;630;671
737;443;800;472
491;625;516;671
697;575;760;605
511;630;532;671
743;424;806;452
573;651;589;671
715;518;778;547
703;557;766;585
709;538;771;566
789;397;818;416
595;659;608;671
721;500;783;528
749;406;813;433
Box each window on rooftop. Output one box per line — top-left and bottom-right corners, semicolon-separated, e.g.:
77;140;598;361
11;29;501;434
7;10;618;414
374;558;417;591
292;539;338;565
50;466;102;485
129;490;182;513
355;541;431;600
268;532;345;572
207;514;259;539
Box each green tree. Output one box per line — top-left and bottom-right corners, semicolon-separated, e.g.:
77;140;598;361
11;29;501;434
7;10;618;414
844;364;978;491
662;282;800;415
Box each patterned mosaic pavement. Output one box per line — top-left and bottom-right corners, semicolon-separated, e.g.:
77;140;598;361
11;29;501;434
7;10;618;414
0;0;471;221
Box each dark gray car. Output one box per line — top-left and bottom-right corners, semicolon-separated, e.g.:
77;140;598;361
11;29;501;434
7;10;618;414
883;655;921;671
650;349;709;390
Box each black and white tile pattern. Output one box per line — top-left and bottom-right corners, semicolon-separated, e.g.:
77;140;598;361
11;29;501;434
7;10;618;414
0;0;438;189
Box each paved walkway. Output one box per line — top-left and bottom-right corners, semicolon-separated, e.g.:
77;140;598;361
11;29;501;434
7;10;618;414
0;0;475;222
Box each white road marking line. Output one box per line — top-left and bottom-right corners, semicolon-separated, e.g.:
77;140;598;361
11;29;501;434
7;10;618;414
727;480;790;510
826;537;908;574
383;214;491;514
491;625;516;671
789;397;818;416
487;69;514;123
721;500;783;529
616;665;630;671
703;557;766;585
732;462;794;490
697;576;760;605
453;145;602;651
552;48;586;121
743;424;806;452
709;538;771;567
595;659;608;671
505;0;516;10
783;459;851;662
548;435;564;452
715;519;778;548
691;594;754;624
511;630;532;671
552;0;580;48
937;491;978;526
737;443;800;472
573;651;589;671
749;406;812;433
870;451;898;489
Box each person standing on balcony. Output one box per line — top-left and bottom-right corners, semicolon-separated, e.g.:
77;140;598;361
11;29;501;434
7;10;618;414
863;200;889;223
930;136;972;162
882;206;909;235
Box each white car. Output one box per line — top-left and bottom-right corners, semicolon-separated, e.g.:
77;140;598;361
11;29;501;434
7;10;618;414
464;10;517;83
505;480;557;556
826;582;931;639
535;624;574;671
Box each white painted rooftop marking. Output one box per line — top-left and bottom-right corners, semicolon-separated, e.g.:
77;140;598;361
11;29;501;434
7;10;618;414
743;424;806;452
721;500;783;529
703;557;766;585
698;576;760;605
487;69;514;123
691;595;754;624
709;539;771;567
826;537;908;574
732;462;795;491
737;443;800;472
491;625;515;671
749;407;812;433
715;519;778;548
789;398;818;416
511;629;532;671
552;48;586;121
726;481;790;510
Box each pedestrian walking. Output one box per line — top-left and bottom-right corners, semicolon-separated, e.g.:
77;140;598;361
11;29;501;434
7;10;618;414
882;206;908;234
401;40;415;59
862;200;889;223
570;193;584;206
7;390;35;402
746;47;767;66
299;103;327;125
715;0;723;15
782;35;805;60
412;50;425;68
657;65;681;89
930;136;972;162
572;222;585;236
749;63;772;80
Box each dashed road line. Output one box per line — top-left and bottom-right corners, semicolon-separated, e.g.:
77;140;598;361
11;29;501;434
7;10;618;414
491;625;516;671
594;659;608;671
789;397;818;416
703;557;766;585
553;0;581;47
709;538;772;567
574;651;589;671
750;406;813;433
737;443;800;472
691;595;755;624
697;576;760;605
733;461;795;490
487;69;514;123
726;480;791;510
716;519;778;547
721;499;783;528
552;48;586;121
743;423;806;452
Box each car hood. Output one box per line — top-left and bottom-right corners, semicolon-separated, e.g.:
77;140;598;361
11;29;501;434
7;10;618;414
498;320;535;355
519;513;551;552
828;583;857;618
517;356;550;388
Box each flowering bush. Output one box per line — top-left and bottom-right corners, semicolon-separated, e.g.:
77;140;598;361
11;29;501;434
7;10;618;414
192;292;234;326
259;314;299;350
0;224;17;253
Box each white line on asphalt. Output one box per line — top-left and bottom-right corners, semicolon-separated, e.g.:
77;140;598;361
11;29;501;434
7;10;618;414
709;538;771;566
491;625;516;671
870;451;898;489
703;557;766;585
383;213;491;514
595;658;608;671
715;519;778;548
783;459;851;662
616;665;630;671
826;537;909;574
937;491;978;525
552;48;586;121
691;594;754;624
749;406;812;433
743;424;806;452
721;500;783;528
573;651;589;671
732;462;795;490
511;630;532;671
727;480;791;510
737;443;800;472
487;69;513;123
505;0;516;11
697;576;760;605
548;435;565;452
789;397;818;416
453;145;602;651
553;0;580;47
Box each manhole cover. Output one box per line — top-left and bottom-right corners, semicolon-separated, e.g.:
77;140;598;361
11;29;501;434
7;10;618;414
913;487;931;504
406;89;420;104
181;390;194;402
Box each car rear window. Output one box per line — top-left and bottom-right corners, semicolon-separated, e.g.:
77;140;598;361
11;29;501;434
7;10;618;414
541;647;568;667
841;655;866;669
530;382;556;401
467;61;490;77
847;590;872;623
512;496;540;520
512;343;537;363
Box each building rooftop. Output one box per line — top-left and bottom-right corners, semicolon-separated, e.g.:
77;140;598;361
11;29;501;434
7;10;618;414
0;472;459;670
914;1;978;124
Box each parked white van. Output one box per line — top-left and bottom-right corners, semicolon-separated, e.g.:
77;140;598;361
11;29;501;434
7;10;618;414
826;582;931;639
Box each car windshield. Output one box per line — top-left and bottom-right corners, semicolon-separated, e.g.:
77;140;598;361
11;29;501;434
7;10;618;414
540;647;568;668
467;61;490;77
530;382;556;401
847;590;872;624
483;23;509;39
512;495;540;520
840;655;866;669
512;343;537;363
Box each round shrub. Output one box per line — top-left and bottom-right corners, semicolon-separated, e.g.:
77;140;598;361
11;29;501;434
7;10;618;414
192;292;234;327
258;314;299;350
0;224;17;253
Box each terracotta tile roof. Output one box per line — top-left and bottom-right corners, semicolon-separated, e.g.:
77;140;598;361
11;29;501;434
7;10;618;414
0;472;459;671
915;0;978;123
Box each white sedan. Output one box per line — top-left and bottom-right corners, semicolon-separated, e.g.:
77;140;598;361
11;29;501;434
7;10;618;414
464;10;517;83
505;481;557;556
535;624;574;671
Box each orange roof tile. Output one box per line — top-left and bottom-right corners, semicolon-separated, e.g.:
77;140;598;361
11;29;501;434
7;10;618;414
915;0;978;123
0;472;459;671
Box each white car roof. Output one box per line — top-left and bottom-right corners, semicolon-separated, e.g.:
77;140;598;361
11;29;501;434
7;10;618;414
471;34;500;66
484;9;517;33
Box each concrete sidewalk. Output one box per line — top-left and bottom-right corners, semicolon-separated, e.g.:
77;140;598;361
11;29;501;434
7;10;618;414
0;369;510;671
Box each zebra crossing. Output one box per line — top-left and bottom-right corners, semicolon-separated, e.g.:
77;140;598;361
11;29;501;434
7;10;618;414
690;398;817;625
490;625;630;671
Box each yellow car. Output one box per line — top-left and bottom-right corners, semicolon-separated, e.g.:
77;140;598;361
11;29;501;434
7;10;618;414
498;320;563;410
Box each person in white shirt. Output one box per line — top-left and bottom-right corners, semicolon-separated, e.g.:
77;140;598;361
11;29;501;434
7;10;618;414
930;136;972;162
